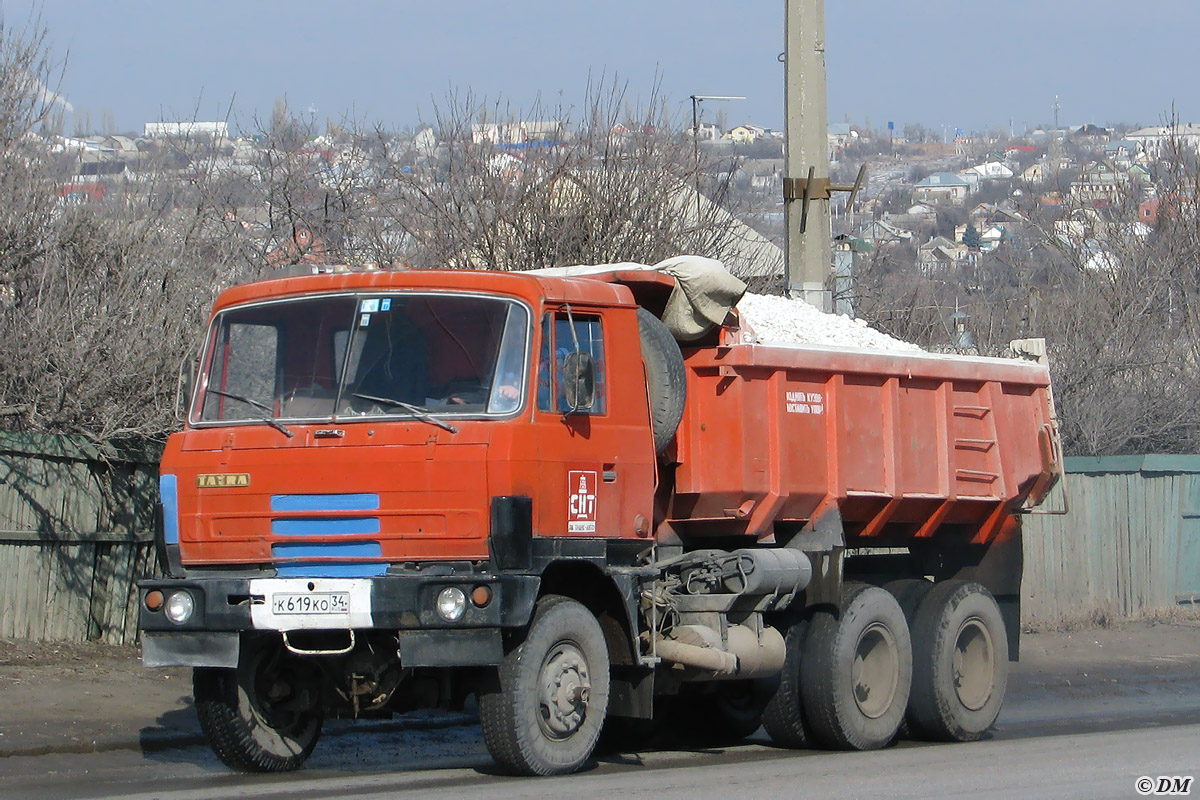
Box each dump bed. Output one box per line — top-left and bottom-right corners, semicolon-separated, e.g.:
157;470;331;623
669;341;1059;544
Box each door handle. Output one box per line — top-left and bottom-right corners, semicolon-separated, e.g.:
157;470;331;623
603;470;618;483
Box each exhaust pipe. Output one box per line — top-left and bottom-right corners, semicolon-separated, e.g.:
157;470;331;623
655;623;785;679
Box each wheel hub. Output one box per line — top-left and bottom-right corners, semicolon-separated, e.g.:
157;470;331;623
952;615;995;711
851;621;900;719
538;643;591;739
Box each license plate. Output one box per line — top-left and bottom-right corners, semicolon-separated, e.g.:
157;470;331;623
271;592;350;615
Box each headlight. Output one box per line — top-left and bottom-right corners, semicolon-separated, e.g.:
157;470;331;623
436;587;467;622
165;591;195;624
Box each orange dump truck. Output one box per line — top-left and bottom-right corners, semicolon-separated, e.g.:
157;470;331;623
138;261;1060;775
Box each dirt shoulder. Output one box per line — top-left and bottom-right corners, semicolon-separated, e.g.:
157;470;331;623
0;637;195;755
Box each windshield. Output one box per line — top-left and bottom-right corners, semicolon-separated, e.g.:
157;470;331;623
193;292;530;424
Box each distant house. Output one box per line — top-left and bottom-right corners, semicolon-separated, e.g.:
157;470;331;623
724;124;766;144
963;162;1014;182
1125;124;1200;157
57;182;106;204
743;158;783;192
412;126;438;152
1104;139;1139;158
913;172;971;205
105;135;139;158
917;236;967;271
144;121;229;140
828;122;856;158
1021;163;1050;184
856;220;913;246
954;223;1004;253
1070;162;1125;206
970;202;1026;230
1038;192;1065;209
829;122;853;143
979;225;1004;251
1140;196;1162;225
472;120;564;146
1139;193;1194;225
1072;124;1112;143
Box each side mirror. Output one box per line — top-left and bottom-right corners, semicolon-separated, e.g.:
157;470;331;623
562;351;596;413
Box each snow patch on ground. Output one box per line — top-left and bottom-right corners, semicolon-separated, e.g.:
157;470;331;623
735;292;923;353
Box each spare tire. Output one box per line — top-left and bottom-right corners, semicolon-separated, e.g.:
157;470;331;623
637;307;686;453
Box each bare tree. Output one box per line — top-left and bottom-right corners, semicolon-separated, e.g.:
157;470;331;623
852;126;1200;457
356;80;751;273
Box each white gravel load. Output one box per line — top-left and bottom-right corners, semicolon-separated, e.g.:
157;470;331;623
736;292;923;353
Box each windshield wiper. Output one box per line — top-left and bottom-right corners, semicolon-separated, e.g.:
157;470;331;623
352;393;459;434
205;388;294;438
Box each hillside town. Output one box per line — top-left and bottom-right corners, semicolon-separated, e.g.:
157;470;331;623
38;115;1193;289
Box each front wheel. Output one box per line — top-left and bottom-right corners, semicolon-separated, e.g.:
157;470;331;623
193;639;323;772
479;595;610;776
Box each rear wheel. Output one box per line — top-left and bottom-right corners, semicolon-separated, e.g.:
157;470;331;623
193;639;323;772
800;583;912;750
907;580;1008;742
761;615;811;748
672;678;777;744
479;595;610;775
883;578;933;624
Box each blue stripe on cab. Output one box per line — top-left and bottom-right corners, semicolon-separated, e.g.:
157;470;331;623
160;474;179;544
271;518;381;537
272;541;382;559
271;494;380;512
275;562;389;578
271;541;386;578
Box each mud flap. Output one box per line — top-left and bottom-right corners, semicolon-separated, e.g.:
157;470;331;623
143;631;239;668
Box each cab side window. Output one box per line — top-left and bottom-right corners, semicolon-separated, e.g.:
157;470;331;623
538;312;606;414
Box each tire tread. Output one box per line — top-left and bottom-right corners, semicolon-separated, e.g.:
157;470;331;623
907;580;1008;742
193;666;321;773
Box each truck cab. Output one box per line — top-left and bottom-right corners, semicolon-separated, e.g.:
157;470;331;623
142;268;661;772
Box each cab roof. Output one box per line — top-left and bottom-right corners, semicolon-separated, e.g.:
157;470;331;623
208;267;661;316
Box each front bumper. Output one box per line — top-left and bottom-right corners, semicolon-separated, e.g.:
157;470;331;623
139;571;538;633
138;571;539;668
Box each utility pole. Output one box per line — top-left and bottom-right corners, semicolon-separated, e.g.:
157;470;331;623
784;0;832;311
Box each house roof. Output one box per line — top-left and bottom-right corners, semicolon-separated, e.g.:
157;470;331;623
916;172;970;188
857;220;913;241
965;162;1014;179
1127;124;1200;139
920;236;958;250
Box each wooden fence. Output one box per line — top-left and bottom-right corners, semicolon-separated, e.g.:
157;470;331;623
1021;456;1200;628
0;432;160;645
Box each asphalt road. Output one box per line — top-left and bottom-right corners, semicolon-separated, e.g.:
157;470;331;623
4;701;1199;800
5;622;1200;800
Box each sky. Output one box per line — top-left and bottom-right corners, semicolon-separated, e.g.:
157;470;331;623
1;1;1196;138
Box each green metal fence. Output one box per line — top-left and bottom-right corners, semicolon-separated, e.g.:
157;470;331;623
0;432;160;645
1021;455;1200;628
